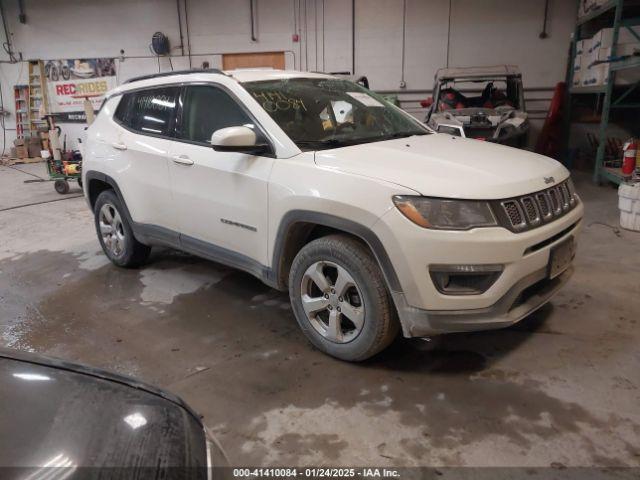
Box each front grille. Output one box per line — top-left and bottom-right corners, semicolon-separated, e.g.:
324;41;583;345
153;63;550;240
494;180;578;233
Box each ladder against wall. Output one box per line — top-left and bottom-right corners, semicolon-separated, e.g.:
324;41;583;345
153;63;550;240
13;85;29;139
27;60;49;138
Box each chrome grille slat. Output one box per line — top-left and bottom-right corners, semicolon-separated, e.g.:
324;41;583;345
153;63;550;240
501;200;526;231
498;180;576;232
521;196;541;226
560;184;571;210
548;188;562;214
535;192;552;220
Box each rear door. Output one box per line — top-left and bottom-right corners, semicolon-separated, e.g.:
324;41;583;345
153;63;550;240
112;86;179;232
168;84;274;266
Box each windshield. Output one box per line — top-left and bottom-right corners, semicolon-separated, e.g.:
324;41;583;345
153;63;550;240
435;77;522;112
242;77;429;150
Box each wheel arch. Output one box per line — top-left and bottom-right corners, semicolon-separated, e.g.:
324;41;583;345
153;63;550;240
85;171;136;227
271;210;402;294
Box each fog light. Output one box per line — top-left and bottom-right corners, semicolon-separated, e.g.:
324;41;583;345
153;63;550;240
429;264;503;295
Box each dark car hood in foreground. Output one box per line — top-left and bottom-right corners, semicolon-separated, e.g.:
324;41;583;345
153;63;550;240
0;349;208;473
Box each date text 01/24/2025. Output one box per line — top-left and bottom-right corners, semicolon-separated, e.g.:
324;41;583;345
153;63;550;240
232;468;401;478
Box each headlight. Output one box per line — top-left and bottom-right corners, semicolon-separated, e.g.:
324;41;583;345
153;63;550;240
392;196;497;230
437;125;462;136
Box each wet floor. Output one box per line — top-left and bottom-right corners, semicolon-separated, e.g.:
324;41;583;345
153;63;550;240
1;163;639;466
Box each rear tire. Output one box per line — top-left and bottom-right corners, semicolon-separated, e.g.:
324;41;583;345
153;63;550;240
289;234;399;361
94;189;150;268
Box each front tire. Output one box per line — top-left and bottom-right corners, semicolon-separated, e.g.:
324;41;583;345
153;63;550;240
94;190;150;268
289;234;399;361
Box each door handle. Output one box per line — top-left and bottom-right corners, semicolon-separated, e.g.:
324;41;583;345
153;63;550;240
111;142;127;150
172;155;194;166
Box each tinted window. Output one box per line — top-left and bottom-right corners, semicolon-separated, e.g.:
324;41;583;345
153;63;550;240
115;87;179;136
113;93;134;124
178;85;254;144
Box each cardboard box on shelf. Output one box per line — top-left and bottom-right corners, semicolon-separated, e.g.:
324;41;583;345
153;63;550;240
590;27;640;51
582;61;640;86
577;0;596;19
589;44;639;66
576;38;591;56
573;54;583;86
581;42;640;86
573;70;582;87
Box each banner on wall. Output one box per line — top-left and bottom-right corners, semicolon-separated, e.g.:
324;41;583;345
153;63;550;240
45;58;117;123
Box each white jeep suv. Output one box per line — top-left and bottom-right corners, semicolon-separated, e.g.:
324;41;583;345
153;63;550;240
83;69;583;361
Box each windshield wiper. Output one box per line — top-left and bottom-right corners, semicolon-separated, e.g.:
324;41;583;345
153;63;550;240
295;138;351;149
378;132;427;140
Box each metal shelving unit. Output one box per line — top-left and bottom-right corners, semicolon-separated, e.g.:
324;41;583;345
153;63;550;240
565;0;640;185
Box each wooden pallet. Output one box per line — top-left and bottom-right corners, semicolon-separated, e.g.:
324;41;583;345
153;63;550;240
0;156;44;166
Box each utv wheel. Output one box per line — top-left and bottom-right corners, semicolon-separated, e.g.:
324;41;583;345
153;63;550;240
289;234;399;361
94;190;150;268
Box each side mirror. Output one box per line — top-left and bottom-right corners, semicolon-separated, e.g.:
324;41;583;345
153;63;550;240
420;97;434;108
210;126;270;155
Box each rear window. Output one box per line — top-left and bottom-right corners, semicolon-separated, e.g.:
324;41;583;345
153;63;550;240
114;87;180;137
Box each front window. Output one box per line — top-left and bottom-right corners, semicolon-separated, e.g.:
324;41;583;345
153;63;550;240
178;85;255;144
242;78;429;150
435;76;522;113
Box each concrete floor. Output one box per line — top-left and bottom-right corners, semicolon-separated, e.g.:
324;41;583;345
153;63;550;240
1;162;639;467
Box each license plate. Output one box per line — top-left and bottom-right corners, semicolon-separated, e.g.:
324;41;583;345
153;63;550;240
548;237;576;279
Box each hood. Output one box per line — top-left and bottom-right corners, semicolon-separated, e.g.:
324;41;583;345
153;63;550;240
0;351;209;470
314;134;567;199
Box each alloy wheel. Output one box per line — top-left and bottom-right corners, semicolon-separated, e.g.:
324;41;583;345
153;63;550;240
300;261;365;343
99;203;126;258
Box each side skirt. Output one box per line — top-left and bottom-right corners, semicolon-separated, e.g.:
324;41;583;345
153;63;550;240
132;222;280;290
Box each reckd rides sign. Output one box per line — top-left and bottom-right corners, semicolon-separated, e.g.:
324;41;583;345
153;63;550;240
45;58;117;122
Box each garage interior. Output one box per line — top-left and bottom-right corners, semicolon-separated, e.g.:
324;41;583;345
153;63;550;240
0;0;639;472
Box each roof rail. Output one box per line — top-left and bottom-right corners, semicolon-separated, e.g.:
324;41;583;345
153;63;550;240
123;68;224;84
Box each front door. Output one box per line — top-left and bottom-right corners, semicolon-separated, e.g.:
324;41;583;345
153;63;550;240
168;84;273;266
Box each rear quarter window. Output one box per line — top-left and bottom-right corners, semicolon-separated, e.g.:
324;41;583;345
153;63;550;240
113;87;180;137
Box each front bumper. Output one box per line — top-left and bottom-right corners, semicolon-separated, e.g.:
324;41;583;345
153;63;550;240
373;199;583;337
392;266;573;336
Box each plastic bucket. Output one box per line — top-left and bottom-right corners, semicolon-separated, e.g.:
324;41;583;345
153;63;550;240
618;182;640;231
